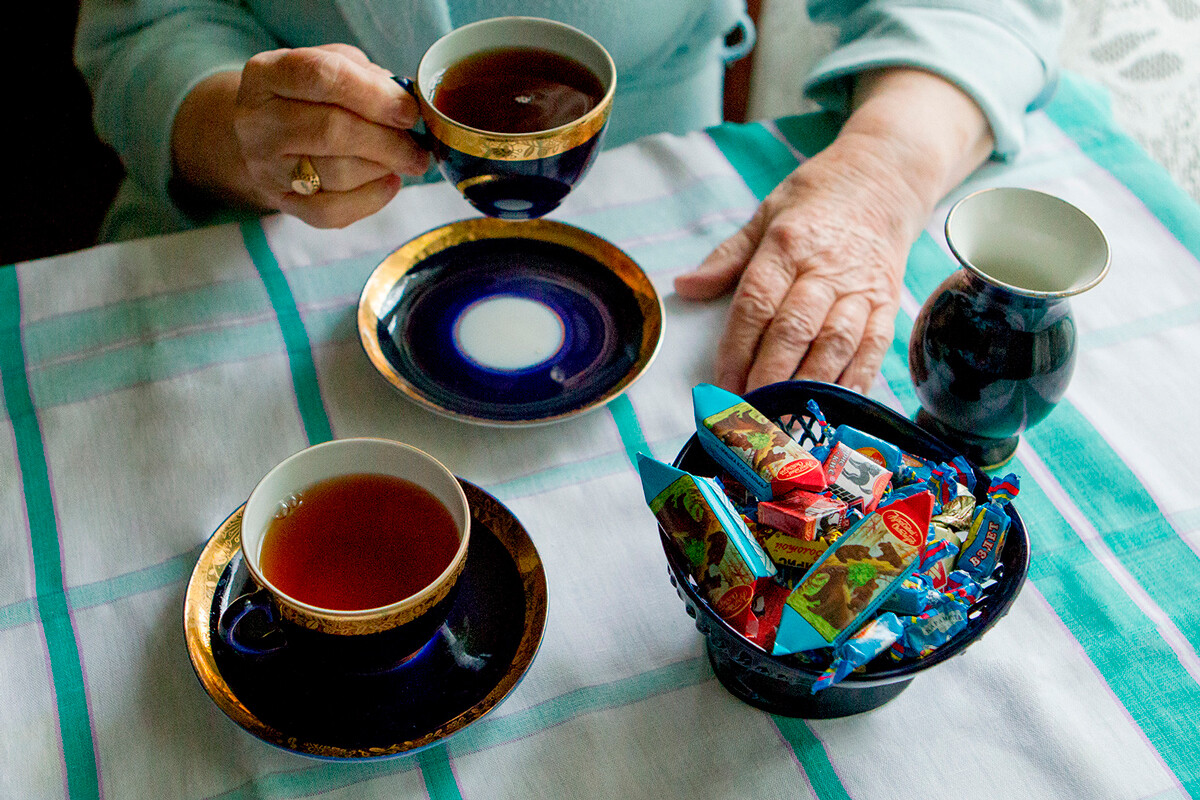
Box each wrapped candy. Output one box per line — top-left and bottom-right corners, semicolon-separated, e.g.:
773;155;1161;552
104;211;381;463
822;441;893;513
889;592;972;660
811;613;905;692
772;489;933;654
747;519;835;573
920;522;963;590
879;572;941;615
829;425;903;473
643;383;1023;676
957;474;1020;581
933;482;977;530
806;398;902;472
638;455;775;626
757;490;847;541
693;384;827;500
736;579;791;651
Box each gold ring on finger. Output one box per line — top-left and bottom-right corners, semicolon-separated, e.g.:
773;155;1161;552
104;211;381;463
290;156;322;195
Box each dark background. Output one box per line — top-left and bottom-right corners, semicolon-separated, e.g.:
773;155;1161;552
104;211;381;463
7;2;124;266
5;1;757;267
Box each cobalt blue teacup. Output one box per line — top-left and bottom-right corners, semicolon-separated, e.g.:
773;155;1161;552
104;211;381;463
395;16;616;220
216;438;472;675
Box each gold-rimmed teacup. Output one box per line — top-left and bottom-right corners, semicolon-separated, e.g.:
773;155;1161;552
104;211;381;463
216;438;471;673
395;16;616;219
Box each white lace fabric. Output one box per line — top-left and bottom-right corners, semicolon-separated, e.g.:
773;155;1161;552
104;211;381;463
1061;0;1200;201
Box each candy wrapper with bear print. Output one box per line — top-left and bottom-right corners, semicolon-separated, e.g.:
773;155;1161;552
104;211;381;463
692;384;826;501
772;489;933;655
637;454;780;647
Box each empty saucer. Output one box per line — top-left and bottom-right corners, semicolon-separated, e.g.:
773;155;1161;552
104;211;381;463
358;218;663;426
183;479;548;760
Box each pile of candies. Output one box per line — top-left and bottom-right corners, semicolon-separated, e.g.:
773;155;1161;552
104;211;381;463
637;384;1020;693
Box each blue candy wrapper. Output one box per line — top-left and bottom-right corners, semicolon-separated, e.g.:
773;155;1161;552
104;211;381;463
879;572;941;615
890;593;972;660
958;474;1019;581
812;613;905;692
637;454;776;623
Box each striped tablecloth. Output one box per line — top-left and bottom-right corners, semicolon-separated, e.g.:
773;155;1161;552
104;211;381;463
2;72;1198;799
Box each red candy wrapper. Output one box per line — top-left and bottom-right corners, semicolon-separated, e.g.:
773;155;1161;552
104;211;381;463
757;490;847;541
730;579;790;650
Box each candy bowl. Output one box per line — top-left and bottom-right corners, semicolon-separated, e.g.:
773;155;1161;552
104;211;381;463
661;380;1030;718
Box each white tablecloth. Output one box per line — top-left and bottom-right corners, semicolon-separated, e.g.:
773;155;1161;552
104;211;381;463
2;72;1198;799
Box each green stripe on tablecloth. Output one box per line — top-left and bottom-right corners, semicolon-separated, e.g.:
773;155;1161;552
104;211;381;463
0;268;102;800
608;394;651;468
773;112;843;159
32;321;286;410
416;747;464;800
451;656;711;753
771;717;853;800
1025;405;1200;648
21;277;271;366
1047;73;1200;259
0;598;36;630
1;546;201;633
240;220;333;445
67;544;204;610
707;121;804;200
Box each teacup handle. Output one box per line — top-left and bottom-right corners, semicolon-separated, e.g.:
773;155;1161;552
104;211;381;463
217;588;288;660
392;77;435;151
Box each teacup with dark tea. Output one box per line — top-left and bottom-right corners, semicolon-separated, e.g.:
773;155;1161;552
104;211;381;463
396;16;616;219
218;438;471;673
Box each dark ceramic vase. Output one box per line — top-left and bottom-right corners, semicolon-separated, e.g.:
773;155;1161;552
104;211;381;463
909;188;1109;469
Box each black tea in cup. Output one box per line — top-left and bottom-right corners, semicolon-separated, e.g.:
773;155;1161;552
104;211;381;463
432;46;606;134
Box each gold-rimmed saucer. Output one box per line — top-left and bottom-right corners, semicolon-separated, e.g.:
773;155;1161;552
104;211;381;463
183;479;547;759
358;217;664;427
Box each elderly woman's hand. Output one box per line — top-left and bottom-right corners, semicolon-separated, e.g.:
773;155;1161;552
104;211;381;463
675;68;995;395
172;44;429;227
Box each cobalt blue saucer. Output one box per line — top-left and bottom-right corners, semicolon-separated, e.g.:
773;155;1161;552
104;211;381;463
358;218;663;426
183;479;548;760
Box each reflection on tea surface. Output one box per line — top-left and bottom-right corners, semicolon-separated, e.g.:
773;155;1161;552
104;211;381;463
432;46;604;133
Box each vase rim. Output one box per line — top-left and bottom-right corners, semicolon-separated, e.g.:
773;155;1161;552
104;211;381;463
945;187;1110;299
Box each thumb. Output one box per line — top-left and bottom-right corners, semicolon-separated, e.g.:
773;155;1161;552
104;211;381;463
674;211;765;300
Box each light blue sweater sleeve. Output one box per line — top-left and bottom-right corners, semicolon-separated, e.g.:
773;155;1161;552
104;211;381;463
804;0;1062;158
75;0;280;232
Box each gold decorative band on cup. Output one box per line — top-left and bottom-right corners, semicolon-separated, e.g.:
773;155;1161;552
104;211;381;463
274;556;465;636
424;102;611;161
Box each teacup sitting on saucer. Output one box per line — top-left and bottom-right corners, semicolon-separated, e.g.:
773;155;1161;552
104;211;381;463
217;438;471;675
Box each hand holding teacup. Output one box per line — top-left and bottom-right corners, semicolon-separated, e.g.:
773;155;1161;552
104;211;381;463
171;44;430;228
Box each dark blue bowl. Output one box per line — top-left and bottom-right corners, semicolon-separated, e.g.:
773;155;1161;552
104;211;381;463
663;380;1030;718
